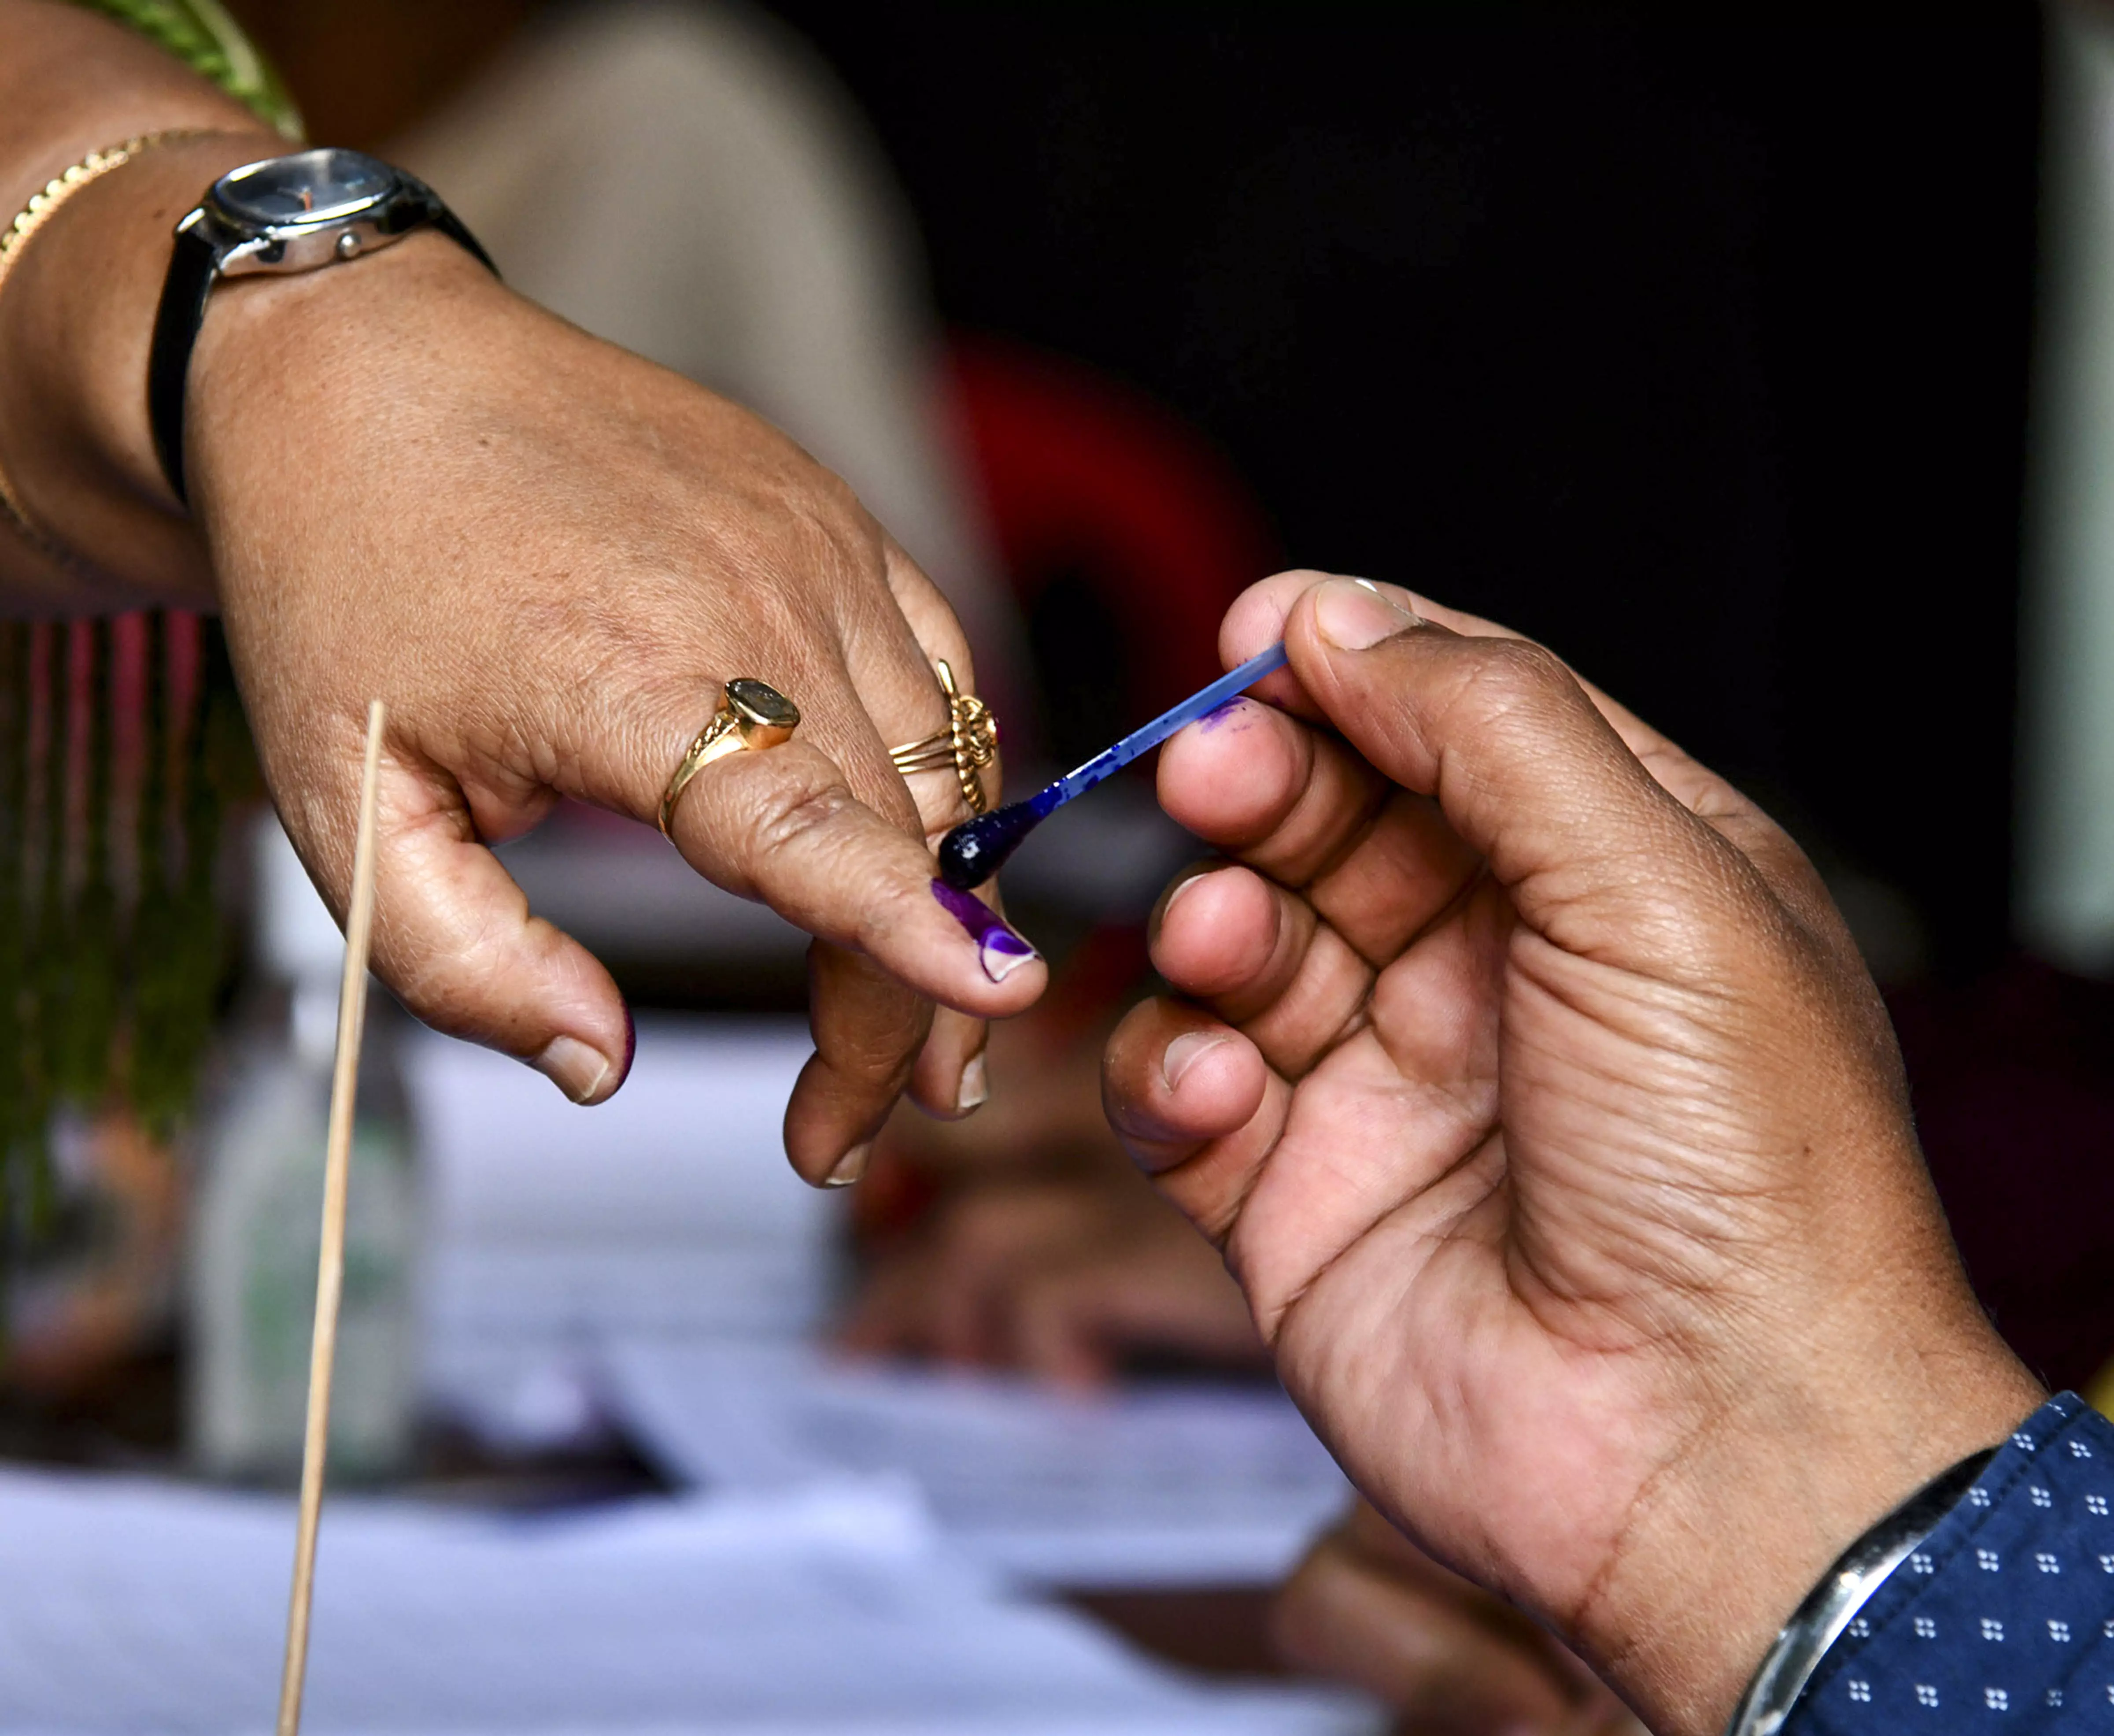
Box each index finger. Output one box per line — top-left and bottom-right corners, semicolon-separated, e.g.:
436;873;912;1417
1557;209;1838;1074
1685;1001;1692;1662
1157;697;1481;967
1224;573;1832;928
1279;581;1780;973
666;731;1045;1183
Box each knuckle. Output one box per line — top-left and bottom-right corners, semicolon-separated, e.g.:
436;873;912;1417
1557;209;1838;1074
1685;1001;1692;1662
1434;638;1591;770
836;1039;919;1094
705;748;857;860
775;453;870;534
814;990;929;1088
1467;636;1571;709
765;481;886;595
755;779;860;856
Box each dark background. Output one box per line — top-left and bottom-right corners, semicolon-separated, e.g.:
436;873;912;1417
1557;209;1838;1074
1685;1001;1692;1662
757;9;2114;1390
767;5;2044;977
211;1;2110;1393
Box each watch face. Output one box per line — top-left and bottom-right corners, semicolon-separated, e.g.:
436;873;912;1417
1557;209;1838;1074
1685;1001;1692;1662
211;148;398;230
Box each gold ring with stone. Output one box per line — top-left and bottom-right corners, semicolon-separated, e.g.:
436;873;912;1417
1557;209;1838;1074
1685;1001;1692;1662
657;678;802;837
889;659;999;815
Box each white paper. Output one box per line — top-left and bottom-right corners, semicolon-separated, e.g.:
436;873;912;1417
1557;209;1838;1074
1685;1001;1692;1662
0;1467;1378;1736
407;1019;839;1447
404;1016;1355;1590
606;1342;1354;1589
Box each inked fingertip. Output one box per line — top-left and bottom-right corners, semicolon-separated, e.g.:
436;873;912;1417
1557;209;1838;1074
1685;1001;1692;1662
980;930;1039;984
929;878;1041;985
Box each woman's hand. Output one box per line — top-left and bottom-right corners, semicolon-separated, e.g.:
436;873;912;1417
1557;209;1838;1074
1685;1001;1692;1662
1101;573;2041;1735
0;19;1042;1181
1275;1501;1643;1736
190;244;1042;1179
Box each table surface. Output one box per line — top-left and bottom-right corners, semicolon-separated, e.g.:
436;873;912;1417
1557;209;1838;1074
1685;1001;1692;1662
0;1350;1305;1682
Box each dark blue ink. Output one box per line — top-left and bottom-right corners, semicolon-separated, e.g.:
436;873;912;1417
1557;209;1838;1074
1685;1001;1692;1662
937;796;1056;892
935;642;1289;891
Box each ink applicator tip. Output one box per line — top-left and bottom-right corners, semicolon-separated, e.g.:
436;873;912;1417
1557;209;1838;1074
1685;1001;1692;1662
933;642;1289;892
937;799;1043;891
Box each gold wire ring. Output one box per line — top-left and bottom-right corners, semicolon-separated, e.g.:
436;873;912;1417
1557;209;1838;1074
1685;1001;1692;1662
889;659;998;815
657;678;802;837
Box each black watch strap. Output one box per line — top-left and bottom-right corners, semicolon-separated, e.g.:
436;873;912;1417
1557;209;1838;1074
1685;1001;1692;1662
146;197;498;508
148;222;220;507
429;207;497;279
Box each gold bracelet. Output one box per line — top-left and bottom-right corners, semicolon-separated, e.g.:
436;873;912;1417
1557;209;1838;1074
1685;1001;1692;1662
0;129;214;565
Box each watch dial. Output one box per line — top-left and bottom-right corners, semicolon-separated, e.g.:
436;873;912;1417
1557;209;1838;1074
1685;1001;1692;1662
212;148;397;229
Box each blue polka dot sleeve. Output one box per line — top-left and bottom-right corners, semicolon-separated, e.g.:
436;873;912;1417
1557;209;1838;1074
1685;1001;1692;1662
1786;1394;2114;1732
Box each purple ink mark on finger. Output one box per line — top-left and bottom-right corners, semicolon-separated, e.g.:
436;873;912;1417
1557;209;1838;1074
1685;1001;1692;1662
931;880;1040;984
1195;697;1257;734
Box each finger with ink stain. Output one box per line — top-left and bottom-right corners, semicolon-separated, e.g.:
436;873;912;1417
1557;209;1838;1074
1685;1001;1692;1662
930;881;1039;984
1195;696;1264;733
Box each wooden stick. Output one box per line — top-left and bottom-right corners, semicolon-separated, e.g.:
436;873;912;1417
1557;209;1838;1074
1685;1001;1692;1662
276;700;387;1736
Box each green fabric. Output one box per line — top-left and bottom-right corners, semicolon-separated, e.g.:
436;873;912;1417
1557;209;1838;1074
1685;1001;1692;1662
0;6;291;1258
66;0;303;138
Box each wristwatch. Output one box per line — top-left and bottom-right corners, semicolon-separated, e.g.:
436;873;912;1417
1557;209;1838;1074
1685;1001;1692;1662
148;146;496;505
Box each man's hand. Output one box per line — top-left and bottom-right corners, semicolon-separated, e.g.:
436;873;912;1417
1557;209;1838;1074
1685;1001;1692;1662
1103;572;2041;1735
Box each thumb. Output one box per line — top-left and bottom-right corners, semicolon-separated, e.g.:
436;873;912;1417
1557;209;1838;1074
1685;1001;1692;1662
1283;578;1762;961
279;750;633;1105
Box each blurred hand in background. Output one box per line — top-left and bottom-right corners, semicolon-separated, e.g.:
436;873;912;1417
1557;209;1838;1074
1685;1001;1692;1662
1275;1500;1644;1736
842;1003;1265;1387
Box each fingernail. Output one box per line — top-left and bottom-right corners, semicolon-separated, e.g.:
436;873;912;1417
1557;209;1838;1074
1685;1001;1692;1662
1316;577;1416;650
956;1051;989;1114
533;1034;614;1104
1162;1031;1231;1092
824;1141;872;1188
931;880;1041;984
979;926;1039;983
1159;872;1209;924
